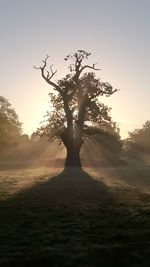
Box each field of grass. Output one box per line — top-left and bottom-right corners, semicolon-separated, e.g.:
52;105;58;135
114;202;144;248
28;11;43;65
0;165;150;266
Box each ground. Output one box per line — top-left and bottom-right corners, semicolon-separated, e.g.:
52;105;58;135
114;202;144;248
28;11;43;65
0;165;150;266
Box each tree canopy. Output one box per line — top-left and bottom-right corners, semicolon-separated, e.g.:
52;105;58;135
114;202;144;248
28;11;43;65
0;96;22;154
126;121;150;154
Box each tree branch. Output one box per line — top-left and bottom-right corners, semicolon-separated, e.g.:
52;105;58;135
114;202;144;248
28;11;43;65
73;63;100;82
34;56;63;96
46;64;57;80
90;84;119;100
80;63;100;73
108;88;119;96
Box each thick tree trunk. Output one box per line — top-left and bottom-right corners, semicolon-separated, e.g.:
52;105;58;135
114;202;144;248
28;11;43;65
60;127;83;168
65;147;81;168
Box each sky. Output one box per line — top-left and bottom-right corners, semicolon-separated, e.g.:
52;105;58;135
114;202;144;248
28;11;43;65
0;0;150;138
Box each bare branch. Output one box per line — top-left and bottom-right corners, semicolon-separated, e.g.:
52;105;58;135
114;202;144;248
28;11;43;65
105;88;119;97
34;56;63;96
46;64;57;80
80;64;100;72
72;63;100;83
33;66;41;70
41;55;49;67
109;88;119;95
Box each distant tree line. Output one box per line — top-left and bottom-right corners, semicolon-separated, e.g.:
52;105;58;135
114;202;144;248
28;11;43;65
0;102;149;166
0;96;22;158
124;121;150;163
0;96;43;161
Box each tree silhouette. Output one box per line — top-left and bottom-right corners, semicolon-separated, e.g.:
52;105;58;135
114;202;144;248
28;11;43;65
34;50;118;167
126;121;150;156
0;96;22;157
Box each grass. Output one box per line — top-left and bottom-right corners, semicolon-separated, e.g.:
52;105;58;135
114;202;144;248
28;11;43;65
0;165;150;266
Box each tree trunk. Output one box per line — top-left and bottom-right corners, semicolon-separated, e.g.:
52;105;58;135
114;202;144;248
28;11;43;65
65;147;81;168
60;127;83;168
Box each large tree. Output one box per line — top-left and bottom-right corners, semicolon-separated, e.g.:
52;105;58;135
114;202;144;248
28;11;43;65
0;96;22;156
34;50;118;167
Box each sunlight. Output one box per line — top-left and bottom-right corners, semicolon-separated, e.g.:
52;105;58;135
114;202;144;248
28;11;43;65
82;137;114;167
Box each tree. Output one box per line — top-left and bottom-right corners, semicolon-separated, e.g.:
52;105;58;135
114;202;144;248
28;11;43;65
0;96;22;157
34;50;118;167
125;121;150;156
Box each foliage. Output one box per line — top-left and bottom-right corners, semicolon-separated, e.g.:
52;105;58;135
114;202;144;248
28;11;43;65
0;96;22;157
126;121;150;154
35;50;118;144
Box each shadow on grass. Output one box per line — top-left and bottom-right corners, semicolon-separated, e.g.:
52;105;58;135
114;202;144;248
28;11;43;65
100;165;150;191
114;166;150;189
0;168;150;266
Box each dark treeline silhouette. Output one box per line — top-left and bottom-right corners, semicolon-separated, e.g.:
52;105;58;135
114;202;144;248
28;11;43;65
1;94;150;168
0;96;64;168
0;96;22;157
124;121;150;164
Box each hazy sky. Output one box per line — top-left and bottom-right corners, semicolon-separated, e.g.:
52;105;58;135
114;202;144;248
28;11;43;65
0;0;150;138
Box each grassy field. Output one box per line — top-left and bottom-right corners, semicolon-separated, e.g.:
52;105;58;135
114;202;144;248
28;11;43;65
0;165;150;266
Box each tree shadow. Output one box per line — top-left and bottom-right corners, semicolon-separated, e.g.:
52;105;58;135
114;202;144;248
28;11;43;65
104;166;150;190
0;168;150;266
